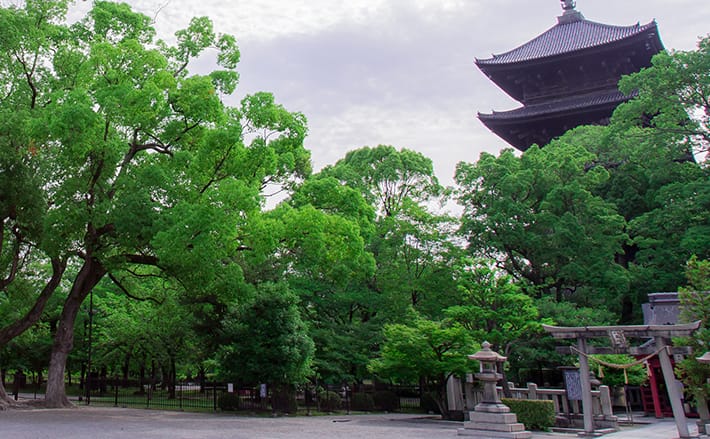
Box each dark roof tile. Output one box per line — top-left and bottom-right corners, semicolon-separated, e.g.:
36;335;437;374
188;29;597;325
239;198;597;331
477;18;658;66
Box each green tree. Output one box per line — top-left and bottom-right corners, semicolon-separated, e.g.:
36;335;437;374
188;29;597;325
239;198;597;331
595;37;710;315
297;146;458;383
240;175;376;384
587;355;647;388
445;258;543;357
216;283;314;390
368;311;475;420
321;145;459;318
0;1;308;407
320;145;443;218
455;141;629;308
676;257;710;427
445;258;545;395
613;36;710;157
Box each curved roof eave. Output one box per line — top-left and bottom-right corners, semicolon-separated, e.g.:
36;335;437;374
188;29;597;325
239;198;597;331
477;90;636;122
476;18;659;67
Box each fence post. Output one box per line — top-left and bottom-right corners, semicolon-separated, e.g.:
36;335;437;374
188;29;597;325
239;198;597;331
179;381;183;411
213;382;217;412
114;376;119;407
527;382;538;400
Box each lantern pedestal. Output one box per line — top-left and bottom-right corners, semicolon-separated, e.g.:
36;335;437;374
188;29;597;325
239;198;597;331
458;342;531;438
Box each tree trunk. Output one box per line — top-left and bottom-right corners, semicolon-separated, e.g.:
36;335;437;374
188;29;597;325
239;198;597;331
122;352;131;387
434;381;451;420
0;379;15;409
44;258;105;408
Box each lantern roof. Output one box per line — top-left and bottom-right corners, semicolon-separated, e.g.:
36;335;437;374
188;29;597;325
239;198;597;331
468;341;507;363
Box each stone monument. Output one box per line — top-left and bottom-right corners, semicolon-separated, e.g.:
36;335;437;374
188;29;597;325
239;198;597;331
459;342;531;438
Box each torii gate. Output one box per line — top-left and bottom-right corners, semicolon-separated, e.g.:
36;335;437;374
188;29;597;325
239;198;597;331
544;321;700;438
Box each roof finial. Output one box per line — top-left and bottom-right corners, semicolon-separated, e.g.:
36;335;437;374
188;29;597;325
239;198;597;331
558;0;583;23
561;0;576;11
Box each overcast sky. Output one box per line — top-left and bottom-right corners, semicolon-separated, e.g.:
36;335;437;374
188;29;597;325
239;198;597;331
69;0;710;186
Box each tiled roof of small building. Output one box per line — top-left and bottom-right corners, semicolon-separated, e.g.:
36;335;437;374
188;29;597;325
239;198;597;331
476;16;658;66
478;90;636;121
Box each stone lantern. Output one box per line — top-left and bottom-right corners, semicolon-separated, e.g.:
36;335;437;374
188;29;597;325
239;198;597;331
459;342;531;438
469;341;507;410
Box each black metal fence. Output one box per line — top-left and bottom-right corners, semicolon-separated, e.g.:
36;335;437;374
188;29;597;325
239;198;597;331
81;379;426;414
87;380;229;412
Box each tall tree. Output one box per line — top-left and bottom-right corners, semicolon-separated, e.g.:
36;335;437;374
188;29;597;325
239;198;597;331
572;37;710;317
321;145;459;317
297;146;458;382
455;140;629;309
216;283;314;391
0;1;309;407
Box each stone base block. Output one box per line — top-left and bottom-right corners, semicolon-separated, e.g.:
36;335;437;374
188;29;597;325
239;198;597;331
468;411;519;424
474;402;511;413
458;428;532;439
463;421;526;432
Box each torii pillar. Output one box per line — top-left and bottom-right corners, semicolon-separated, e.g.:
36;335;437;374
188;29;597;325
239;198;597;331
544;322;700;438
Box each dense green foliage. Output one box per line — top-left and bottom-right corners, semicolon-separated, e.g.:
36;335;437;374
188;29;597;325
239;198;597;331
677;257;710;421
216;283;314;387
501;398;556;431
367;311;476;418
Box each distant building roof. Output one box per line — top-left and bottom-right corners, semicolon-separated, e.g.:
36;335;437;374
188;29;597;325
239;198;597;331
476;16;659;66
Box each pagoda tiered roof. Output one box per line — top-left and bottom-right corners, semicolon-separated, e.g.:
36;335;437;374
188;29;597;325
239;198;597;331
475;2;664;151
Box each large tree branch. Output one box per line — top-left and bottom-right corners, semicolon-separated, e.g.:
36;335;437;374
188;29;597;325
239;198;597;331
123;253;160;266
12;49;38;109
0;257;67;346
108;273;163;305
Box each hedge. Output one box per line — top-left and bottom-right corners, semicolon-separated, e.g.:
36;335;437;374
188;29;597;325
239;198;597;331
501;398;555;431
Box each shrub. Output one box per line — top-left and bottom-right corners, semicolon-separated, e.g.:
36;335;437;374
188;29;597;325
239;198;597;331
373;390;400;412
318;390;342;412
218;393;240;411
501;398;555;431
350;392;375;411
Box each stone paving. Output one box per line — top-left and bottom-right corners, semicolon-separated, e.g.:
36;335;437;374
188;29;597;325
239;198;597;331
0;406;707;439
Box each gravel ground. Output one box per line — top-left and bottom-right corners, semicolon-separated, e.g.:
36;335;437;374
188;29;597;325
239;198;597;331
0;407;464;439
0;406;702;439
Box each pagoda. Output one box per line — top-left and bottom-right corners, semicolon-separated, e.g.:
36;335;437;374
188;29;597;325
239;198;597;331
476;0;664;151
